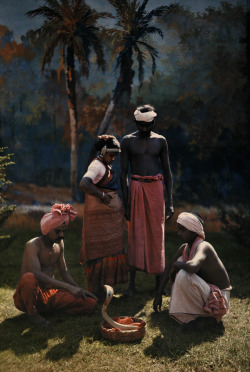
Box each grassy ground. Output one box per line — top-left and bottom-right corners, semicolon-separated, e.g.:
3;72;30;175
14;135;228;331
0;226;249;372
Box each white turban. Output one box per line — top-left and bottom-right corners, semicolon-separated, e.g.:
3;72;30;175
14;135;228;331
134;109;157;122
177;212;205;240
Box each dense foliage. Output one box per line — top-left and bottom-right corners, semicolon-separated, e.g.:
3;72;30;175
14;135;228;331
0;1;248;206
0;148;15;239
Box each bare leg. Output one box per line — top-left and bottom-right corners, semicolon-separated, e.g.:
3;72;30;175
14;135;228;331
28;313;50;328
123;270;137;297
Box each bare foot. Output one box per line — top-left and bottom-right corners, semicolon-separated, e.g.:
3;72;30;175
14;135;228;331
28;313;51;328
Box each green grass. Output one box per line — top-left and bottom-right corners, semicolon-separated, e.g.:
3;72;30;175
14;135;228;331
0;228;249;371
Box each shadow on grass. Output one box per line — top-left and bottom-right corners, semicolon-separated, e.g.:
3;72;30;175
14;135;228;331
144;309;225;361
0;288;151;362
0;311;102;361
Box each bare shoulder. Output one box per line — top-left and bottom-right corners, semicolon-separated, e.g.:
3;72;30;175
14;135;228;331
121;132;138;149
23;237;41;259
197;240;215;254
151;132;168;147
151;132;166;140
25;237;40;251
121;132;137;141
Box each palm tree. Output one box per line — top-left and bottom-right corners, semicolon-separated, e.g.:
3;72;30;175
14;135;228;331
97;0;171;135
27;0;110;199
86;0;171;165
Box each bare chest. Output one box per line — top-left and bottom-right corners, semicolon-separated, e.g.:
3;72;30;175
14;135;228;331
39;245;60;267
128;138;162;157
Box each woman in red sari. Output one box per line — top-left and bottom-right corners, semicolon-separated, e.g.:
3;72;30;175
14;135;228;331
79;135;128;298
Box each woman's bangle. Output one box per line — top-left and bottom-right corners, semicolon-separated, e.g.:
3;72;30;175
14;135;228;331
100;192;105;200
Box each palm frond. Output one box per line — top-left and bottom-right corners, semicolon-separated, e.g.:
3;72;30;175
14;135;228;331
26;6;62;21
27;0;107;76
133;43;145;84
145;5;170;21
41;34;65;73
74;38;90;77
134;0;148;22
137;40;157;74
108;0;130;13
138;26;164;39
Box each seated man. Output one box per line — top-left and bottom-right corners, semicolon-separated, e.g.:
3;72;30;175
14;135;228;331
153;212;231;329
13;203;98;328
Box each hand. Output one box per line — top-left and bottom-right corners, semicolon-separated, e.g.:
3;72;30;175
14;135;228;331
68;285;83;297
100;193;112;205
69;286;98;301
153;293;162;312
124;205;130;221
79;289;98;301
165;205;174;221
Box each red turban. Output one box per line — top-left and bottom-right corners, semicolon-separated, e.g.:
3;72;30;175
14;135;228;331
40;204;77;236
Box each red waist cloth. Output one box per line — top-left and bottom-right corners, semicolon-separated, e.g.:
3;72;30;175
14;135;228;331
128;174;165;275
13;273;97;315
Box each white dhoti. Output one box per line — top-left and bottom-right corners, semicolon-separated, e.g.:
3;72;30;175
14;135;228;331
169;269;230;324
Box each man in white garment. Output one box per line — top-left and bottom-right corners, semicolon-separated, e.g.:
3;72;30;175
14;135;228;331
153;212;231;330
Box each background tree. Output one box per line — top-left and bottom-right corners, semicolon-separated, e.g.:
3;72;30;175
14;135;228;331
0;148;15;241
98;0;172;134
87;0;173;164
27;0;110;199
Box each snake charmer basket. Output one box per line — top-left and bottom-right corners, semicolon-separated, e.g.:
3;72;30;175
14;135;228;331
100;316;146;343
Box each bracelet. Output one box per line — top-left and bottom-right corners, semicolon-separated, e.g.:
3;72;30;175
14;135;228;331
100;192;105;200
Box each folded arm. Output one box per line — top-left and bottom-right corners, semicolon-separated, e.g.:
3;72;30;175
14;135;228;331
173;246;207;274
79;177;111;205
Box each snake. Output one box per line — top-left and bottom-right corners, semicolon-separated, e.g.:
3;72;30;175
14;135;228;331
102;285;138;331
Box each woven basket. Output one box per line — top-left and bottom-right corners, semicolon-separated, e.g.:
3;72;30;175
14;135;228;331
100;316;146;343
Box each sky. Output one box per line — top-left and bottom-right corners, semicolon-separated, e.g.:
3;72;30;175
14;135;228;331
0;0;244;41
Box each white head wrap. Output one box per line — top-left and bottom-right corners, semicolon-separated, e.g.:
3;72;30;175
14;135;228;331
134;109;157;122
177;212;205;240
100;145;120;158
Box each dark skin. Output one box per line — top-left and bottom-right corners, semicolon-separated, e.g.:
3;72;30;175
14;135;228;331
79;152;118;205
21;223;97;328
120;119;174;296
120;120;174;221
153;223;230;321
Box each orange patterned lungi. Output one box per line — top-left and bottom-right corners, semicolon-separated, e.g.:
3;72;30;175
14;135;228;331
13;273;97;315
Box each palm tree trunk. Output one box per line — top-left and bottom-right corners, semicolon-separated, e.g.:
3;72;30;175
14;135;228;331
98;50;134;135
97;99;115;135
66;44;78;200
85;51;134;169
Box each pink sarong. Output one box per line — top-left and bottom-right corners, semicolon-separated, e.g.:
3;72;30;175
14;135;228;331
128;174;165;275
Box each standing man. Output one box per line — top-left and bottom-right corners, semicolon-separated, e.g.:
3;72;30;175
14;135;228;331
13;204;98;328
120;104;174;296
